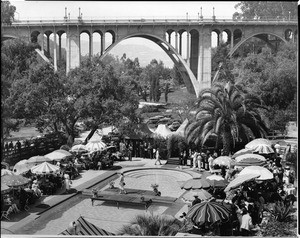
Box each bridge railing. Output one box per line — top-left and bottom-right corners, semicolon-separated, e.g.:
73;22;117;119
3;17;298;26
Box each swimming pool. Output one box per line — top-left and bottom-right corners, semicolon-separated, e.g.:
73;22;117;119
12;168;193;235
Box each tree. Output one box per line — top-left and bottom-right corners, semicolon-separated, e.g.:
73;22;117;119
1;1;16;25
119;213;183;236
185;82;269;155
8;55;140;145
233;1;298;20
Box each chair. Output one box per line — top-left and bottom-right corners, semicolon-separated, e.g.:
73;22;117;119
1;206;14;220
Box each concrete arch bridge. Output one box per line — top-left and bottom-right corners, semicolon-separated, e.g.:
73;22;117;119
2;18;297;97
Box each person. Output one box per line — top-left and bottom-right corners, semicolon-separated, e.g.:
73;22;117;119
143;142;148;158
4;142;9;151
192;151;198;169
119;173;127;194
32;180;42;197
240;208;253;236
6;196;20;213
208;153;215;173
127;143;133;161
8;141;14;151
64;173;72;193
154;148;162;165
192;195;201;206
16;140;22;150
275;156;282;167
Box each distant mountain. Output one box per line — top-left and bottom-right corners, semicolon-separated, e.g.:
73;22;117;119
80;40;174;68
109;43;174;68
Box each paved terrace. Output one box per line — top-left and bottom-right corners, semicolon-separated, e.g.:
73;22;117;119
1;157;200;236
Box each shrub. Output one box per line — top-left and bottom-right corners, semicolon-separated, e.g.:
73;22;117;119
261;216;297;237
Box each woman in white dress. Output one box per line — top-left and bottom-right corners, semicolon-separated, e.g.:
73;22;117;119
64;173;72;193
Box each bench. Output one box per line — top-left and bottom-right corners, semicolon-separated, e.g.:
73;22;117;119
91;194;152;210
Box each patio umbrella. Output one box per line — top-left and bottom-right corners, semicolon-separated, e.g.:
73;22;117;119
28;155;51;164
239;166;273;181
70;144;88;153
13;159;33;175
31;162;60;174
234;154;267;167
45;149;73;161
245;138;272;150
213;156;233;168
85;141;107;152
232;148;254;159
59;216;115;236
2;174;31;187
253;144;274;155
1;169;14;176
180;177;211;190
224;174;259;192
1;183;11;194
183;189;213;201
186;201;231;225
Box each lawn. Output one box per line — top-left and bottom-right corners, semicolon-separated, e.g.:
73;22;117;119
6;126;43;142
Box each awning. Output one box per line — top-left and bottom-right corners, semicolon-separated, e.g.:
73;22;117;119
59;216;115;236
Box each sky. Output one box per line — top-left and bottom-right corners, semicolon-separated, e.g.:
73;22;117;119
12;1;239;20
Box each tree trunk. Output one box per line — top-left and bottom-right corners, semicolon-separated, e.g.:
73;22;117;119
222;130;232;156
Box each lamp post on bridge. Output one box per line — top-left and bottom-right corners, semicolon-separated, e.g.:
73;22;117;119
200;7;203;21
288;11;291;21
212;7;216;21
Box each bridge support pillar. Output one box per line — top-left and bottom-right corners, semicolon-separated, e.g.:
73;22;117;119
101;34;105;55
186;31;190;66
197;29;211;90
53;31;57;71
179;33;182;55
90;33;93;57
66;32;81;73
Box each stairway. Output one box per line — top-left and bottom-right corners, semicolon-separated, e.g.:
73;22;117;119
166;157;181;165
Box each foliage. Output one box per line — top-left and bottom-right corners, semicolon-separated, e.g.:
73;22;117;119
167;134;188;157
118;213;183;236
267;201;293;222
170;64;184;86
233;1;298;20
185;82;269;155
260;216;297;237
1;1;16;25
153;136;168;159
233;43;297;128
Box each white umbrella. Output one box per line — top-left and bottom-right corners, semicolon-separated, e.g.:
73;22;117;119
45;149;73;161
235;154;267;167
85;141;106;152
232;148;254;159
1;169;14;176
206;174;225;181
13;159;33;175
31;162;60;174
224;174;260;192
239;166;274;181
245;138;272;150
213;156;233;168
28;155;51;164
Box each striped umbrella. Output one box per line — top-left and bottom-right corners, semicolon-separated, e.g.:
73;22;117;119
70;144;88;153
234;154;267;167
180;177;211;190
245;138;272;150
31;162;60;174
186;201;231;225
224;174;259;192
59;216;115;236
85;141;107;152
232;148;254;159
45;149;73;161
253;144;274;155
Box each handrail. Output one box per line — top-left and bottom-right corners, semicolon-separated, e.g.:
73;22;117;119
2;17;298;26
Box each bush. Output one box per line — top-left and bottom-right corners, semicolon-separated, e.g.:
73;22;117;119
153;137;168;159
261;216;297;237
167;134;187;157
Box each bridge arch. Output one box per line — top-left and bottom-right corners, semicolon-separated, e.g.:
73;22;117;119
100;32;200;96
229;31;287;56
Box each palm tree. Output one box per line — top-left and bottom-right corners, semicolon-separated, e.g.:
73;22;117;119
118;213;183;236
185;82;269;155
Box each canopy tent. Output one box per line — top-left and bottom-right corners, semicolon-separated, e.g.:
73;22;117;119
174;119;189;137
154;124;173;139
59;216;115;236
